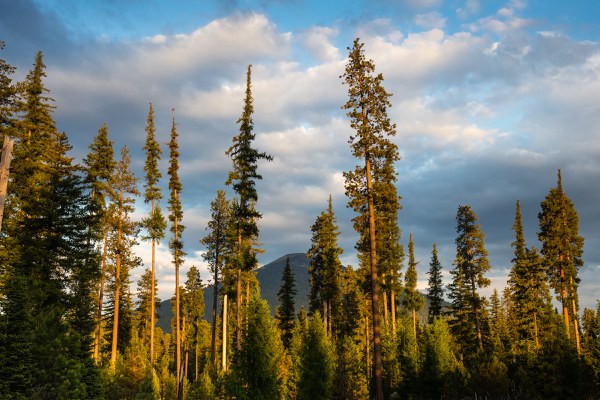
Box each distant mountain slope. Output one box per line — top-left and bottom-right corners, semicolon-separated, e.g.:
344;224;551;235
157;253;311;333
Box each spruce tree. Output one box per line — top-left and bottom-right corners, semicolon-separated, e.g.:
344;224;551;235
342;38;399;400
141;102;166;366
508;200;550;352
201;189;233;366
135;268;160;347
277;257;297;349
427;242;444;323
0;41;16;137
109;145;139;370
404;232;425;340
182;265;205;381
83;122;116;362
298;311;334;400
538;170;584;352
225;65;272;350
236;291;280;400
307;195;343;335
167;109;185;394
448;205;490;353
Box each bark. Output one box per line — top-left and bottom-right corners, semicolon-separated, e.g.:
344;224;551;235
110;188;124;371
0;136;14;232
175;213;181;396
570;276;581;354
150;199;156;366
365;155;383;400
236;231;242;351
222;293;228;371
391;290;397;337
210;249;219;366
559;266;571;339
94;229;109;362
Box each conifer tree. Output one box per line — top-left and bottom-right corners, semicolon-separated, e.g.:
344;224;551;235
404;232;425;340
538;170;584;352
167;109;185;393
0;41;16;138
136;268;160;347
141;102;166;366
427;242;444;323
83;122;116;362
307;195;343;335
201;189;232;366
225;65;272;350
182;266;205;382
277;257;297;349
448;205;490;353
508;200;549;351
236;291;280;400
110;145;139;370
298;311;334;400
342;38;399;400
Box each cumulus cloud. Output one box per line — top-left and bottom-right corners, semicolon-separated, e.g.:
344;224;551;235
414;11;447;30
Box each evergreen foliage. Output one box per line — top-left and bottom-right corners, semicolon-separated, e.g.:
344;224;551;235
298;311;334;400
276;257;297;349
404;232;425;338
427;242;444;323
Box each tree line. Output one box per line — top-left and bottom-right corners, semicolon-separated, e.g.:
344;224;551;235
0;38;599;399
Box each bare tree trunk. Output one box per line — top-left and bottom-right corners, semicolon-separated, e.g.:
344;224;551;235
383;289;388;327
570;276;581;354
236;231;242;351
222;293;228;371
560;267;571;339
533;311;540;349
391;290;397;337
94;229;109;362
365;156;383;400
412;308;417;340
210;249;220;366
0;136;14;232
365;312;370;381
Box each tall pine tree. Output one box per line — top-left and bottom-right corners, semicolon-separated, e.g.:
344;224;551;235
140;102;166;366
538;170;584;352
277;257;297;349
225;65;272;350
403;232;424;340
342;38;399;400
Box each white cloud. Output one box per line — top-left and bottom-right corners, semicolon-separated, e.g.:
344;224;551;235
298;26;340;63
414;11;447;30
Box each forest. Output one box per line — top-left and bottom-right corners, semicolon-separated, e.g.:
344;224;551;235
0;38;599;400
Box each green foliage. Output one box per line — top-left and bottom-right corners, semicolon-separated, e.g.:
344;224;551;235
403;232;425;319
235;291;280;400
276;257;297;349
298;311;334;400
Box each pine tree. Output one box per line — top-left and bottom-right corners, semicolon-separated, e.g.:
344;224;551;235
167;109;185;395
235;291;280;400
141;102;167;367
298;311;334;400
276;257;297;349
201;189;233;366
448;205;490;353
0;41;17;138
109;146;139;370
83;122;116;362
538;170;584;352
182;266;205;382
307;195;343;335
404;232;425;340
342;38;399;400
225;65;272;350
508;200;550;352
136;268;160;348
427;242;444;323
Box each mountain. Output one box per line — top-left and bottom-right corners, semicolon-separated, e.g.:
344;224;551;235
157;253;311;333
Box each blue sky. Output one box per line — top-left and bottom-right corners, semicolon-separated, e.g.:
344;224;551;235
1;0;600;309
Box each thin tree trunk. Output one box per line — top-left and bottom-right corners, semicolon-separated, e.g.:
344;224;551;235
210;248;220;366
412;308;417;340
195;341;199;381
365;155;383;400
533;311;540;349
383;289;388;327
365;312;370;381
175;210;181;396
222;293;228;371
94;228;109;362
323;300;328;333
570;276;581;354
236;230;242;351
178;314;185;400
150;199;156;367
110;189;124;371
472;277;483;351
0;136;14;232
560;266;571;339
391;290;397;337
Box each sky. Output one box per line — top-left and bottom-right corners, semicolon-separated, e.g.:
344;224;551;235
1;0;599;309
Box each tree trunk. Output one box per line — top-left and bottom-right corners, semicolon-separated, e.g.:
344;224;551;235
570;276;581;354
110;189;124;371
365;155;383;400
94;228;109;362
412;308;417;341
222;293;228;371
175;212;181;396
383;288;388;327
559;266;571;339
533;311;540;349
150;199;156;367
365;312;370;381
0;136;14;232
391;290;397;337
236;230;242;351
471;277;483;351
210;249;219;366
195;341;199;381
